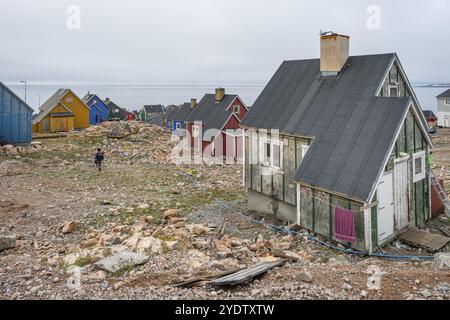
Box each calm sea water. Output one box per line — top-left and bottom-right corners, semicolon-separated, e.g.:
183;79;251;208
5;83;449;114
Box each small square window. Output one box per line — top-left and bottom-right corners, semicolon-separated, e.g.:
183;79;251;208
261;140;282;169
446;99;450;105
389;86;398;97
66;97;73;103
233;105;240;114
413;151;425;182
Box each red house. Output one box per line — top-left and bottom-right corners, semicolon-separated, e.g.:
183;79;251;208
185;88;248;161
126;111;136;121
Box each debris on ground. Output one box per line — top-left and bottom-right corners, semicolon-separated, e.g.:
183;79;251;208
209;259;286;287
0;123;449;300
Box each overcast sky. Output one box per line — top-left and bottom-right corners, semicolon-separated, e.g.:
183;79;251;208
1;0;450;85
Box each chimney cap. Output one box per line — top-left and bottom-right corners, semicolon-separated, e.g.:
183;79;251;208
320;30;350;39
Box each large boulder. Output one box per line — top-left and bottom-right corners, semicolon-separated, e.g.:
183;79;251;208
136;236;163;254
94;251;149;273
0;235;16;251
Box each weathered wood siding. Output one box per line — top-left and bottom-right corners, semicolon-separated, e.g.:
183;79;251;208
385;109;430;225
299;185;366;251
379;61;410;98
245;130;310;206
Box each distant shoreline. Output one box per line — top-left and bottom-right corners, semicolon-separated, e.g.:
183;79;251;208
414;84;450;88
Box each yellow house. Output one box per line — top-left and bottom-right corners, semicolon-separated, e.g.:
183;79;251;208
32;89;90;133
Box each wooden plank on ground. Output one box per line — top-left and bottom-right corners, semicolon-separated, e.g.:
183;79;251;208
209;259;286;287
400;228;450;251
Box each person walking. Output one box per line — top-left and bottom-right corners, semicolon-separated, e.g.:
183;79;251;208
94;148;105;171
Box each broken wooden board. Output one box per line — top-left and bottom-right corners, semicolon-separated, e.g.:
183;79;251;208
208;259;285;287
172;267;245;288
400;228;450;252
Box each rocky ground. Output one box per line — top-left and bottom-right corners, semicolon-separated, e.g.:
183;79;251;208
0;122;449;300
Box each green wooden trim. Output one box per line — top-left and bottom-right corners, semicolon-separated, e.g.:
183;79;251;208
414;182;417;226
329;195;333;238
312;188;316;231
371;192;378;249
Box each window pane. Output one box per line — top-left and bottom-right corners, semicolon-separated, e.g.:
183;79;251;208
273;144;280;168
415;157;422;175
390;87;398;97
264;142;270;164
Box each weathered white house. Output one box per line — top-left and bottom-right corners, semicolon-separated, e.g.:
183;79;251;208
241;33;433;253
437;89;450;127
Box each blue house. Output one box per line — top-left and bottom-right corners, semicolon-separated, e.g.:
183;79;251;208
0;81;33;144
82;93;109;125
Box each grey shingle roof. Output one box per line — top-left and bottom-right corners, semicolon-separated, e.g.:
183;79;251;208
186;94;238;131
241;53;414;202
144;105;164;114
165;105;181;121
39;89;70;112
437;88;450;98
104;99;123;111
423;110;436;118
82;93;95;104
170;103;193;122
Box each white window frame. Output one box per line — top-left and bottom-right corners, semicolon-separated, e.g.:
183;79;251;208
175;122;182;130
412;150;426;182
66;97;73;103
192;125;200;138
301;145;309;158
446;99;450;105
261;139;283;170
233;105;240;114
388;84;399;97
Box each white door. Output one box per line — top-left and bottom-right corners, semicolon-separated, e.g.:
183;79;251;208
445;117;450;128
394;156;410;230
378;172;395;242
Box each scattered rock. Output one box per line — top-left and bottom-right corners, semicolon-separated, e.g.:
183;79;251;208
298;271;313;283
420;289;432;298
137;203;149;209
62;221;77;234
0;235;16;251
163;209;178;219
191;224;210;236
432;253;450;270
136;236;163;254
94;251;149;273
342;283;352;291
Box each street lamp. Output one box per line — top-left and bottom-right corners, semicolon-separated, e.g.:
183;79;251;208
20;80;27;103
